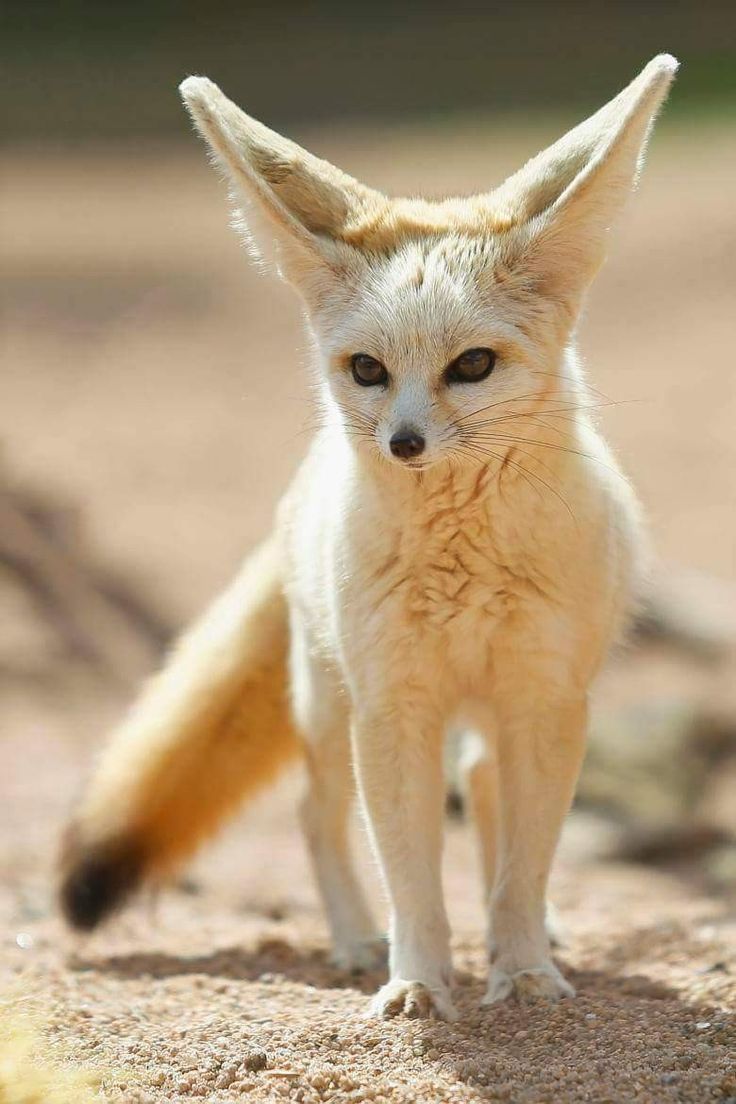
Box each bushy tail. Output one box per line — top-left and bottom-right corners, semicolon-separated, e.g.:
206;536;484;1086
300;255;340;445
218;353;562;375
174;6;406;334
59;537;300;930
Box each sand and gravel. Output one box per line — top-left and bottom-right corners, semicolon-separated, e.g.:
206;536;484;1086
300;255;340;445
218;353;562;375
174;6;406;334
2;779;736;1104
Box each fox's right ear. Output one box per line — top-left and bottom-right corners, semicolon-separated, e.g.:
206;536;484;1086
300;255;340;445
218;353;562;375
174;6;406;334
180;77;383;302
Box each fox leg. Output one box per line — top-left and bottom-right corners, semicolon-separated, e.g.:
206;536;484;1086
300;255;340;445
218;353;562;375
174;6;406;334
482;687;587;1005
290;629;380;971
351;700;455;1021
459;729;499;903
300;731;384;971
459;729;565;953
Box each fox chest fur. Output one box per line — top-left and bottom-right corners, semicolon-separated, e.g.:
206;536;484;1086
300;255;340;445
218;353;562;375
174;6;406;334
282;429;620;705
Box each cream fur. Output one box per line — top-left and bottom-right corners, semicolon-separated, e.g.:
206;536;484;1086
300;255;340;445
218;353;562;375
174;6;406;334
60;57;678;1020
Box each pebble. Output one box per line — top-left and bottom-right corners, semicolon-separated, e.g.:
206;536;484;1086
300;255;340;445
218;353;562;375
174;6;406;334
243;1047;269;1071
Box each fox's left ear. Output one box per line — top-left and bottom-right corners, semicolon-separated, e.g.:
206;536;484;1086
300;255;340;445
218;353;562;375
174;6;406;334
179;77;385;303
493;54;678;314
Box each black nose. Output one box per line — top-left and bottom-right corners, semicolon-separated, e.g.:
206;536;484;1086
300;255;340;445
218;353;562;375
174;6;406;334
389;428;426;460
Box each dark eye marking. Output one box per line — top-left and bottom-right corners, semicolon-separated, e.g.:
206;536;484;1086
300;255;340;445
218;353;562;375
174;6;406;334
350;353;389;387
445;347;496;384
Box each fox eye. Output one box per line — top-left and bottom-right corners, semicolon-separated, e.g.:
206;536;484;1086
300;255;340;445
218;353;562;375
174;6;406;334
351;353;388;387
446;347;496;383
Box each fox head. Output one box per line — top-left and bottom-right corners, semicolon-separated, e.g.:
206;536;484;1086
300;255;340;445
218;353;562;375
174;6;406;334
181;56;677;471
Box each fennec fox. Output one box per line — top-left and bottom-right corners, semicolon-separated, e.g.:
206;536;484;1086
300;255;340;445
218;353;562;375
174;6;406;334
60;56;678;1020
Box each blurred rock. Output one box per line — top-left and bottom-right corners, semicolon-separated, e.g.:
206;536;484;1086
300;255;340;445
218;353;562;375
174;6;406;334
0;466;173;691
614;825;730;864
575;564;736;872
635;569;736;660
581;699;722;830
698;757;736;838
580;681;736;870
706;843;736;890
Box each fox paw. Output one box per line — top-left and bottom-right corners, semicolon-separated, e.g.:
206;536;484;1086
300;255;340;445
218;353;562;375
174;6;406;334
482;963;574;1005
330;936;388;974
369;979;457;1021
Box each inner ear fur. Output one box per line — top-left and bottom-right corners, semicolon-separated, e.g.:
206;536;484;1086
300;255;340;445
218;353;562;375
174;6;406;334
489;54;678;308
179;76;386;288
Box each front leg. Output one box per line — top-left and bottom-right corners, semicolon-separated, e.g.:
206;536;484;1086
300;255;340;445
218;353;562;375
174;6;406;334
484;690;587;1005
351;703;456;1021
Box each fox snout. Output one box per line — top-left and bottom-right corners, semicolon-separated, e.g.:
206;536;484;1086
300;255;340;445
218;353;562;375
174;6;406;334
389;426;426;461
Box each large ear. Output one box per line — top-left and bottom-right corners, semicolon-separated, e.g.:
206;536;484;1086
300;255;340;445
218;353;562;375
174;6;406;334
179;77;385;299
492;54;678;314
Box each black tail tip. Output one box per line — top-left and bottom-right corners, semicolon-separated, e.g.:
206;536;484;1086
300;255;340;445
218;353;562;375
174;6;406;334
59;831;144;931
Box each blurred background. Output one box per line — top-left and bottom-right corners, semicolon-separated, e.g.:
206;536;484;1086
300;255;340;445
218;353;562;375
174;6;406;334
2;0;736;946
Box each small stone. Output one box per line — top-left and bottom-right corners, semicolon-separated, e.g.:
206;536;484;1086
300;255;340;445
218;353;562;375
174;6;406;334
695;961;728;975
243;1048;269;1072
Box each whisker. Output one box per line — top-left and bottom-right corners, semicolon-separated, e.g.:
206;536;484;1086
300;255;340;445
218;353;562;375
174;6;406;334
459;432;567;488
463;431;627;482
451;439;578;527
529;370;613;401
447;389;614;431
459;397;639;432
452;441;553;509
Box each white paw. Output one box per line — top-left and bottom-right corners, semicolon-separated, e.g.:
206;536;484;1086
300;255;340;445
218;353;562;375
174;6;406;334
330;936;388;974
482;962;575;1005
368;978;457;1021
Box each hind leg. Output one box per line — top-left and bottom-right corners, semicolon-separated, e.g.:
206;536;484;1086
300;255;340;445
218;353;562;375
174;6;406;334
459;730;499;906
291;627;382;971
301;724;385;971
459;729;564;959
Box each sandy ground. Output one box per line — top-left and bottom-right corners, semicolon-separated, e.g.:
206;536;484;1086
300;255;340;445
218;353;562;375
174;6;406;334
1;117;735;1101
3;766;736;1103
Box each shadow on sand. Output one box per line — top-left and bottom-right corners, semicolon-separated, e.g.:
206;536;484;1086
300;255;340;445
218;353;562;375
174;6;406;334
69;922;736;1100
